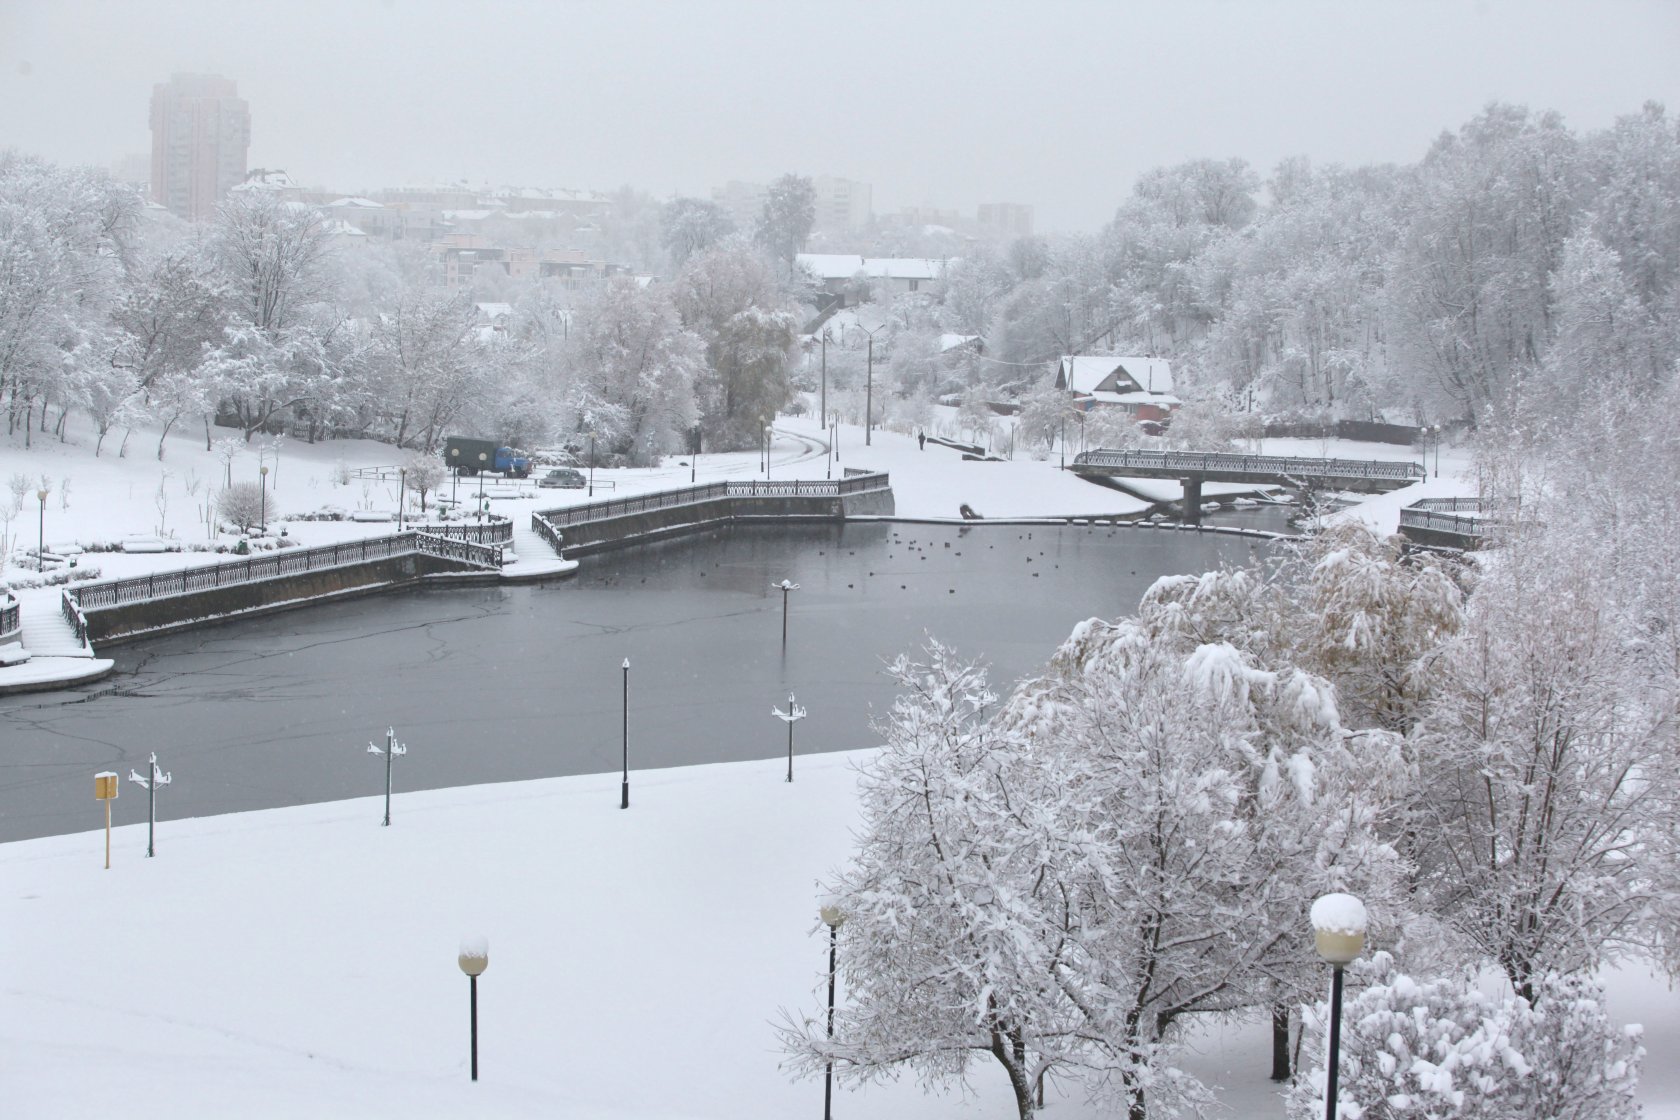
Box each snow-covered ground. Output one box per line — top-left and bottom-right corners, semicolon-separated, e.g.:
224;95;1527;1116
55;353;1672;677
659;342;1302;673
9;415;1645;1120
2;751;1671;1120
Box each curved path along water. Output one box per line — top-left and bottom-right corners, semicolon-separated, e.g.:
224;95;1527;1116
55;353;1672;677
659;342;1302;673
0;520;1277;842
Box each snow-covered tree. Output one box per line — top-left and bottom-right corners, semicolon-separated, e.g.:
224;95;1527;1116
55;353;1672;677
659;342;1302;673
673;241;796;447
1408;515;1680;998
204;191;342;440
563;277;703;464
660;197;734;269
753;173;816;267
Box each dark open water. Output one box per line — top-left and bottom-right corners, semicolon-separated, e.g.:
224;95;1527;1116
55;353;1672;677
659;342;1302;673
0;520;1278;841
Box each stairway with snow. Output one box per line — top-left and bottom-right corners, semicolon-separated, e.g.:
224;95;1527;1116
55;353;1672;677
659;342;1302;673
11;587;95;658
498;516;577;581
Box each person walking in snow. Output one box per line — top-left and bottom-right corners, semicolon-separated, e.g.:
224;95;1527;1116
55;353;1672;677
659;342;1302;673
918;430;926;451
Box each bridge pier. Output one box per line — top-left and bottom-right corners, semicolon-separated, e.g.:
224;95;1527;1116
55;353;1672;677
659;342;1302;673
1182;473;1204;524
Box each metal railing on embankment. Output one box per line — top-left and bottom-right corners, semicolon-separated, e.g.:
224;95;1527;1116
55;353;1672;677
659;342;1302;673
66;531;504;612
1397;497;1501;548
1;592;20;642
536;474;891;531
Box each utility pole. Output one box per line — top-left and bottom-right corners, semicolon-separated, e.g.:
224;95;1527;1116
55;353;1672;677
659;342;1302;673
820;329;829;426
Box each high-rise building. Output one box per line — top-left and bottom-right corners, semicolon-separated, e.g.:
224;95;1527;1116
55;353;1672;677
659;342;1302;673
812;176;872;235
150;74;251;222
977;202;1034;238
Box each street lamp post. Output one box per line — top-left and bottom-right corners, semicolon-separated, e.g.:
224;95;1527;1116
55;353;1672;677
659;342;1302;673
259;465;269;529
774;578;800;646
458;937;488;1081
36;488;46;571
127;752;172;858
773;693;807;782
588;431;598;497
765;424;774;479
820;899;845;1120
620;658;630;809
1059;414;1066;470
1432;426;1441;478
366;726;408;826
1311;893;1367;1120
397;467;407;531
820;328;830;424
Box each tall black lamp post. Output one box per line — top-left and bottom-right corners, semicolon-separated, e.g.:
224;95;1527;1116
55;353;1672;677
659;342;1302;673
1431;426;1442;478
588;431;598;497
35;488;46;571
1311;893;1367;1120
259;465;269;528
774;578;800;645
819;899;845;1120
765;424;774;479
458;936;488;1081
397;467;407;531
620;657;630;809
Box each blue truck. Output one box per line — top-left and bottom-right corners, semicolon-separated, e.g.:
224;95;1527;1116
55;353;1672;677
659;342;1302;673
443;437;531;478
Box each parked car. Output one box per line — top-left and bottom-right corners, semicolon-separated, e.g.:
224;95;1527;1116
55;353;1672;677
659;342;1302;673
537;468;587;489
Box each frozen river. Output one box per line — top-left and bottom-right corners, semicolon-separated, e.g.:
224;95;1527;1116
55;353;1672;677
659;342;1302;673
0;519;1277;842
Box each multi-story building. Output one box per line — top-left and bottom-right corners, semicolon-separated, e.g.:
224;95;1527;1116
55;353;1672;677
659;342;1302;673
977;202;1034;238
711;180;769;233
812;176;872;235
149;73;251;222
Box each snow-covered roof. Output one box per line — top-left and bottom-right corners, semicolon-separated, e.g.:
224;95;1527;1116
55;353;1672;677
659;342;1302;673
475;302;514;320
231;168;299;192
327;196;384;209
1080;389;1182;408
939;333;981;352
321;219;368;238
1057;356;1175;396
796;254;949;282
440;209;495;221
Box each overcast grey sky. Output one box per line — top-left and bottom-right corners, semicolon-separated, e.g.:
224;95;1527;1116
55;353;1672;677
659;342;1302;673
2;0;1677;231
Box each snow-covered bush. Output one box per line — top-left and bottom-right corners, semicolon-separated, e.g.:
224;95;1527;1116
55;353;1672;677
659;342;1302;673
1288;954;1642;1120
215;482;274;532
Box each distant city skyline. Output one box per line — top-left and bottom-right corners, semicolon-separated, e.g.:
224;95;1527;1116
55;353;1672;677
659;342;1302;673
2;0;1677;232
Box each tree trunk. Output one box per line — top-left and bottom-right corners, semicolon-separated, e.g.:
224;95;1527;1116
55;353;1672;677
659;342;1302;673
1270;1003;1291;1081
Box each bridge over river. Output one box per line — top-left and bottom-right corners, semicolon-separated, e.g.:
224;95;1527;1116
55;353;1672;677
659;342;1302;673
1070;449;1425;521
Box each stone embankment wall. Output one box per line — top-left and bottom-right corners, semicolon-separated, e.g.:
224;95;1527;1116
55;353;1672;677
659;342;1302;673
84;553;490;645
556;488;894;556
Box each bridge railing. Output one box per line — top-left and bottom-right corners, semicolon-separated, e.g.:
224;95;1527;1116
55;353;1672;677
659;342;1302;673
1074;449;1424;481
67;530;502;612
536;473;890;529
408;520;513;545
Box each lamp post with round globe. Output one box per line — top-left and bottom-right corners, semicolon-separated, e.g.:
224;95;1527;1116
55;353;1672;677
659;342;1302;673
457;936;489;1081
819;898;845;1120
1311;893;1367;1120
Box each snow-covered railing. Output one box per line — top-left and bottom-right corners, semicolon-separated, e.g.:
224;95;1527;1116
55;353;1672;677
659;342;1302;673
67;531;501;611
59;588;89;646
537;473;890;530
531;512;566;555
1;591;20;642
408;520;512;546
1074;449;1424;483
412;532;503;568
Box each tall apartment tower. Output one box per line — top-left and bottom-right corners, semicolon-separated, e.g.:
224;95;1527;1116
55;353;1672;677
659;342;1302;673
977;202;1034;238
150;74;251;222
